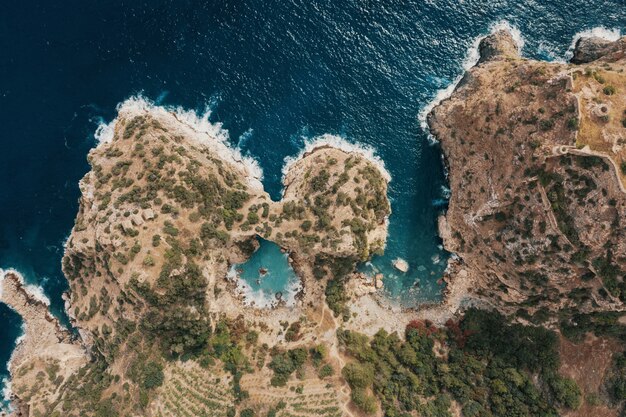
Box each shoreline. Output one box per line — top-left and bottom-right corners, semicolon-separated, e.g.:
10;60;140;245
95;95;266;191
281;133;391;189
0;270;88;415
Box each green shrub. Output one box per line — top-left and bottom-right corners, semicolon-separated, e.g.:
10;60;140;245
142;361;164;389
603;85;616;95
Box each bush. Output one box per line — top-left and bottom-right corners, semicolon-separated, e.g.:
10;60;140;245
142;361;164;389
603;85;616;95
342;362;374;389
318;364;334;378
567;117;579;131
240;409;255;417
546;373;582;409
351;388;377;414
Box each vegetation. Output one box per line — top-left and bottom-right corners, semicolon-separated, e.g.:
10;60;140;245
339;309;581;416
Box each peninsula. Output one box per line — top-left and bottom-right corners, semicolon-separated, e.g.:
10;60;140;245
1;29;626;417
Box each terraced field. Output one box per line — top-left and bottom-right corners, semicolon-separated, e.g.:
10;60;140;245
150;362;234;417
242;369;343;417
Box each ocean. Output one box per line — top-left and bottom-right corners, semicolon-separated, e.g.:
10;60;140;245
1;0;625;407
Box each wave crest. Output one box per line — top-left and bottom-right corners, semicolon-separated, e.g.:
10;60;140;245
419;20;524;144
566;26;622;60
0;268;50;306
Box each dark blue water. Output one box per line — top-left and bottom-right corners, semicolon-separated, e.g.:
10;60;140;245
1;0;625;404
0;304;23;407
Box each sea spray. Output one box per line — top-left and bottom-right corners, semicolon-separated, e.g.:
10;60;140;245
566;26;622;60
0;268;50;306
94;95;265;191
418;20;525;144
1;377;13;411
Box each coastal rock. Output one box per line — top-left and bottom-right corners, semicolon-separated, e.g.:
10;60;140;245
0;271;87;415
374;273;384;289
429;28;626;316
392;258;409;273
571;36;626;64
477;29;520;64
42;98;392;414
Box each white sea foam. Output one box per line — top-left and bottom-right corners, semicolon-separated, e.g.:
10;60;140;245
419;20;524;144
93;116;117;145
1;377;12;410
0;268;50;306
238;128;254;148
281;133;391;194
94;95;264;190
440;184;451;199
566;26;622;60
227;265;302;309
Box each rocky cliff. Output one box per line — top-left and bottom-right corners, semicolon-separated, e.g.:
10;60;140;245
429;30;626;322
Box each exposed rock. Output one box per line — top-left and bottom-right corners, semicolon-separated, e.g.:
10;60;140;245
571;36;626;64
429;28;626;317
477;29;520;64
392;258;409;273
23;99;392;414
141;208;155;220
374;273;384;289
0;271;87;415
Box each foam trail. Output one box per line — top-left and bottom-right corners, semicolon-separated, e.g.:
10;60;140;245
419;20;524;144
93;95;264;190
238;128;254;148
566;26;622;60
0;268;50;306
282;133;391;192
2;377;12;410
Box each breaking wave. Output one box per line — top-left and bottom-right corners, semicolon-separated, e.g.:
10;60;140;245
93;95;265;190
281;133;391;192
419;20;525;144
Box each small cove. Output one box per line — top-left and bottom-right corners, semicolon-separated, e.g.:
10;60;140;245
228;238;302;308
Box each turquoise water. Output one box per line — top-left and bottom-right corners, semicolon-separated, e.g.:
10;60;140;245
230;239;301;308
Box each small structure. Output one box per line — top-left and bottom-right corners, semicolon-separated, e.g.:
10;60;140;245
142;208;155;221
392;258;409;273
121;220;134;234
131;214;144;226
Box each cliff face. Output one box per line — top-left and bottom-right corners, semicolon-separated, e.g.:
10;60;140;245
429;31;626;318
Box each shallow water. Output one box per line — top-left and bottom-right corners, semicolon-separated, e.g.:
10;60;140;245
1;0;625;403
229;239;301;308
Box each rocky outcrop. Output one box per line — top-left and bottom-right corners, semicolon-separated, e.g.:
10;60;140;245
571;36;626;64
10;98;391;414
477;29;520;64
429;30;626;319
